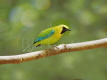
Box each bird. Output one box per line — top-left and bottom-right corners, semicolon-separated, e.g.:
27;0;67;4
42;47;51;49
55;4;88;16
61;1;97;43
24;24;71;51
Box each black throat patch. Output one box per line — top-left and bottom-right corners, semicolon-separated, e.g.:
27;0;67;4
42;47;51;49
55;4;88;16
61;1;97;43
61;27;67;34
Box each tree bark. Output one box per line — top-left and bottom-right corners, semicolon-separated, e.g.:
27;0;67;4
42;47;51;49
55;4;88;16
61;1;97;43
0;38;107;65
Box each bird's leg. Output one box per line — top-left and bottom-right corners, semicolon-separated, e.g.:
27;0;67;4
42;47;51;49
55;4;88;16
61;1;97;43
51;44;59;49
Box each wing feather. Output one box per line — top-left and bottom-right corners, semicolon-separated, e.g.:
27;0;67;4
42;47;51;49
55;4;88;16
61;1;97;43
33;28;55;44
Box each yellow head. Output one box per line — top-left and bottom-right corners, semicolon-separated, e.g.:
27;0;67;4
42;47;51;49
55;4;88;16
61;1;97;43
58;24;71;34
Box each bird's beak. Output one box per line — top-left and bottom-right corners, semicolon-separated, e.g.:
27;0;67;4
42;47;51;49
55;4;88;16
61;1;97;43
66;29;71;31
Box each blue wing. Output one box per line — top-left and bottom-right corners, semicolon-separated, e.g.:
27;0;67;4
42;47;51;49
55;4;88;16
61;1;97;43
33;29;55;44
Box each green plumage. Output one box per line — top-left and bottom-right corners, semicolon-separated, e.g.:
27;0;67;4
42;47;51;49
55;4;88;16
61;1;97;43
23;24;71;52
33;28;55;44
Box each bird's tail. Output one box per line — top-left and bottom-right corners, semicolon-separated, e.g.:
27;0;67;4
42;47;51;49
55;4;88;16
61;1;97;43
23;45;33;52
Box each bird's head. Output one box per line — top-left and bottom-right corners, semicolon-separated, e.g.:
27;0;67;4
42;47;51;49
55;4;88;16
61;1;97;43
59;24;71;34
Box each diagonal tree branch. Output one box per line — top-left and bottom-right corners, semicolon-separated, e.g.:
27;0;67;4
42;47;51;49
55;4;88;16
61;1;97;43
0;38;107;65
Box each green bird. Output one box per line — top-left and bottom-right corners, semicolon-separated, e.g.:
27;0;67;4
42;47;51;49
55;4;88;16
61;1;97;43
24;24;71;51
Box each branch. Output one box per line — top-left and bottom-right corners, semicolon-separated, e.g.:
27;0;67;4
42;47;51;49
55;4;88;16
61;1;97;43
0;38;107;65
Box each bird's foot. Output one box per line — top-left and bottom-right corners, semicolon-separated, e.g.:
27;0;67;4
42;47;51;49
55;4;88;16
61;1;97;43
52;44;59;49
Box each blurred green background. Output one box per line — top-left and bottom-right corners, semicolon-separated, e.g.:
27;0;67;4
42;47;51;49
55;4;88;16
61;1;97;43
0;0;107;80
